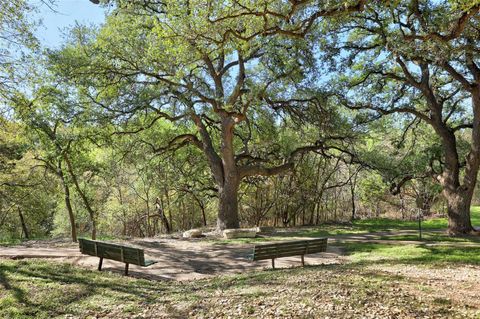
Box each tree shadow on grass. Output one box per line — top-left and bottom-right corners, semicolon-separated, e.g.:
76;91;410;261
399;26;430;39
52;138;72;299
0;265;30;310
0;260;184;317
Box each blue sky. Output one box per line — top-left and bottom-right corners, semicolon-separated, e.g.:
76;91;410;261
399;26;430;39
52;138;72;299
36;1;107;48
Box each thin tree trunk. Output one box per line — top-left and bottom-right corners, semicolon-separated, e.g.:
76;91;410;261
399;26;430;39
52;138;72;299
146;195;151;237
18;208;29;240
199;201;207;227
400;193;405;220
119;188;127;236
350;172;358;221
58;164;77;242
162;186;173;231
201;204;207;227
64;155;97;239
155;197;171;233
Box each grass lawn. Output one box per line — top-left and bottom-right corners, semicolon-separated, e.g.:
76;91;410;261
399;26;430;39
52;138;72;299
1;253;479;318
343;242;480;265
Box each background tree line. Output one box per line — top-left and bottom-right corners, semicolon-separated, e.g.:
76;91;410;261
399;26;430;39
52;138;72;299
2;0;480;242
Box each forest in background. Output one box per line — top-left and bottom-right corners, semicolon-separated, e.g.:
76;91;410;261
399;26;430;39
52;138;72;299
2;0;480;242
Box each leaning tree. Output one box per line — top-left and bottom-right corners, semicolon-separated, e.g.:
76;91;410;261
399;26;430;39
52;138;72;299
53;0;365;230
320;1;480;234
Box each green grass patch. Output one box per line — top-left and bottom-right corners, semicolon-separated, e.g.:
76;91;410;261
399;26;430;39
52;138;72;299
470;206;480;225
342;242;480;265
378;232;480;243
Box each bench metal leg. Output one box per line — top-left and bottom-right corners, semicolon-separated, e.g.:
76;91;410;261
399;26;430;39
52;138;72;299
271;258;275;269
301;255;305;267
98;257;103;271
125;263;129;276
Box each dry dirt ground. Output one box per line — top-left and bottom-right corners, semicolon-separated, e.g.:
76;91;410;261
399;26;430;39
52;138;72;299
0;237;345;280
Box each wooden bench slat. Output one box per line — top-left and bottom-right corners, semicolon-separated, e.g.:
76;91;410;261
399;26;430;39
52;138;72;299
251;238;328;268
256;249;309;255
255;253;306;260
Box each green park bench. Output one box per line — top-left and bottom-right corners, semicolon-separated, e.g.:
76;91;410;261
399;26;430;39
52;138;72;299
78;238;157;276
251;238;328;269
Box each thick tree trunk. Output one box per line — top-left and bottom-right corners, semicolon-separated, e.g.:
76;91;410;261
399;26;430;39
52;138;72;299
433;118;477;235
444;188;475;235
436;129;477;235
216;116;241;230
217;180;240;229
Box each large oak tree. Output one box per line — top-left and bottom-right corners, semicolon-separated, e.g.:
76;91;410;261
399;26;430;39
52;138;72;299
320;1;480;234
54;0;365;230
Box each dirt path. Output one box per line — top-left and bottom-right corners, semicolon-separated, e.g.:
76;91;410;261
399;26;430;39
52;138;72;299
1;230;479;281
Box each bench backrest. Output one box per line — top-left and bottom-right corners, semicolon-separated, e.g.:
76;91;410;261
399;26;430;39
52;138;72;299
79;238;146;266
252;238;328;261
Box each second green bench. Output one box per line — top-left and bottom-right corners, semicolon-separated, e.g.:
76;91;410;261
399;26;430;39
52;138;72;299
251;238;328;269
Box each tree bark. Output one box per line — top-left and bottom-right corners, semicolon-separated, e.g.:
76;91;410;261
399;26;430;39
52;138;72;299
192;195;207;227
155;197;171;233
444;189;474;235
434;124;477;235
350;172;358;221
63;154;97;239
18;208;29;240
441;165;476;234
217;177;240;229
58;164;77;242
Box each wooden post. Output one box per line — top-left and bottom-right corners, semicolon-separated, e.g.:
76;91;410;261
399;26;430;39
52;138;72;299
98;257;103;271
271;258;275;269
301;255;305;266
125;263;129;276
